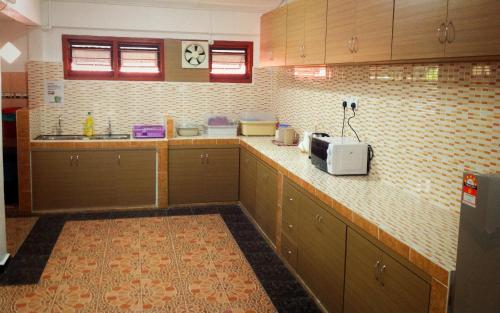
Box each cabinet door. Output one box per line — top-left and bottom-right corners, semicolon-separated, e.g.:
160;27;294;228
255;161;278;244
297;200;346;313
74;151;117;208
271;6;288;66
344;229;386;313
354;0;394;62
115;150;156;207
286;0;306;65
379;253;430;313
240;149;257;217
303;0;328;64
445;0;500;57
325;0;356;63
169;149;206;205
204;148;239;203
392;0;448;60
260;11;273;66
32;151;79;211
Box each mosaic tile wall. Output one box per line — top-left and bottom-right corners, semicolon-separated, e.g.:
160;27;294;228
27;62;274;136
272;62;500;211
27;61;499;212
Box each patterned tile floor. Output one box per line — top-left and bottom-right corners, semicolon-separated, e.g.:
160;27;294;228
0;207;320;313
6;217;39;257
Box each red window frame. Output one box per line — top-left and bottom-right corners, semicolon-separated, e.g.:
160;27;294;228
62;35;165;81
209;41;253;84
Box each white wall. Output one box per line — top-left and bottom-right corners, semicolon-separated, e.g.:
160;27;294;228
0;20;30;72
1;0;42;25
0;61;8;265
30;1;262;65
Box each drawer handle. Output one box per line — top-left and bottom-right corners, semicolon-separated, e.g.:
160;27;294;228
289;197;293;202
287;250;292;255
205;153;209;164
76;155;79;166
374;260;381;280
70;155;73;166
118;154;121;165
200;153;204;164
318;216;323;223
288;224;293;229
380;265;387;286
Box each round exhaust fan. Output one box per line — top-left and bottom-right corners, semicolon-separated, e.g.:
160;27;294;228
182;41;209;69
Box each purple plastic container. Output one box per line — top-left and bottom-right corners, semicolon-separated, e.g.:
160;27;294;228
132;125;165;139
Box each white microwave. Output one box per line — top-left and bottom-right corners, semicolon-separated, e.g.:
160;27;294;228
311;137;372;176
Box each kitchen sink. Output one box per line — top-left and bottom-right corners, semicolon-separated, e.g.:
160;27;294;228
35;134;131;141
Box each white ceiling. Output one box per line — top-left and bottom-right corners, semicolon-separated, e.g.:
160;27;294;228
50;0;284;12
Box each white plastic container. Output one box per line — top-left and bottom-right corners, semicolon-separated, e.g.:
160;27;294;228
240;111;276;136
204;114;238;137
205;125;238;137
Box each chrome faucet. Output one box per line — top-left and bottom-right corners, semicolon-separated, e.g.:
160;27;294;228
106;120;112;136
55;115;63;135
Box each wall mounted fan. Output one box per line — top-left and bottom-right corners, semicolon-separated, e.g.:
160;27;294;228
181;41;209;69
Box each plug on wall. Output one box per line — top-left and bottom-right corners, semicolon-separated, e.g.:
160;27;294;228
348;98;359;111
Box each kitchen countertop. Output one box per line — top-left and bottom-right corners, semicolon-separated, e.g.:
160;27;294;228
30;134;459;273
238;137;459;274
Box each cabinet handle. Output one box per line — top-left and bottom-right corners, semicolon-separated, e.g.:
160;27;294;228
353;36;359;53
287;250;292;255
380;265;387;286
374;260;381;280
76;155;79;166
446;21;455;43
348;37;354;53
289;197;293;202
317;215;323;223
437;22;446;43
70;155;73;166
200;153;204;164
118;154;121;165
288;224;293;229
205;153;209;164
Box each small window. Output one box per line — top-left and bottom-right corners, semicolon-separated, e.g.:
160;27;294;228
63;35;164;81
209;41;253;83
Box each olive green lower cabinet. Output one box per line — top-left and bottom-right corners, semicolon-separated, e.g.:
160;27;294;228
255;160;278;244
239;148;278;245
169;148;239;205
282;179;346;313
239;149;257;217
32;149;156;211
344;229;430;313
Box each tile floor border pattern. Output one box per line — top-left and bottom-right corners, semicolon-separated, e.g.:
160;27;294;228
0;206;321;313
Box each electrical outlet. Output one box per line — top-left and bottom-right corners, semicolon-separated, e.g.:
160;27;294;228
349;98;359;111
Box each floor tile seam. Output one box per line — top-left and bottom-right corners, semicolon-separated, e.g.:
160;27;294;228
138;220;146;313
164;216;189;312
200;215;241;309
92;221;112;313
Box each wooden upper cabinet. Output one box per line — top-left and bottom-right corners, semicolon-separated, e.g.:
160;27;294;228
260;6;287;66
326;0;393;63
325;0;356;63
303;0;328;64
271;6;288;66
260;11;273;66
445;0;500;57
392;0;448;60
286;0;306;65
354;0;394;62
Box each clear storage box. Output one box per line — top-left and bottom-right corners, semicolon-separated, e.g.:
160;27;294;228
240;111;276;136
204;114;238;137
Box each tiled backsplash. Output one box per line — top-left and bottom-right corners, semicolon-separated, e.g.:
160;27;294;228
27;61;499;212
272;63;499;211
27;62;274;136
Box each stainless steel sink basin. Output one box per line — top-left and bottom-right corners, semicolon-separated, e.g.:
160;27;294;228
35;134;131;141
90;134;131;140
